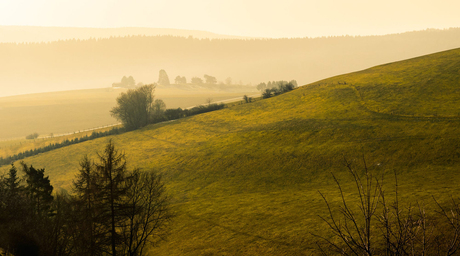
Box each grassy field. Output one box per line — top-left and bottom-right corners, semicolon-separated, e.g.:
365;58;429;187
0;86;257;140
2;48;460;255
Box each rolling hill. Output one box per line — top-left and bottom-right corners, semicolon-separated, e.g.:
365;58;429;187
2;48;460;255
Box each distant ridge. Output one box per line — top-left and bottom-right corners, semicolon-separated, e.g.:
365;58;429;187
0;26;252;43
2;27;460;97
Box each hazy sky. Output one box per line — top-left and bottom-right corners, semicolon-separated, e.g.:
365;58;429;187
1;0;459;38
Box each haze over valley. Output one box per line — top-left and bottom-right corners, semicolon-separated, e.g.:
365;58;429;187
2;27;460;97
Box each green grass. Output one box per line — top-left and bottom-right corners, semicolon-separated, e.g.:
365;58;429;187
2;48;460;255
0;126;118;159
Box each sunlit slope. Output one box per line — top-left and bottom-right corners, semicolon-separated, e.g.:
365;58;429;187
2;49;460;255
318;48;460;116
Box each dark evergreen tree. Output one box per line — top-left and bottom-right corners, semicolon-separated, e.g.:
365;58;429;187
20;162;54;216
4;164;21;197
72;155;106;256
94;140;132;256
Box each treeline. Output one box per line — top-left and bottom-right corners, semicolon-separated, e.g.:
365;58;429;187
5;28;460;96
0;141;171;256
0;127;124;167
256;80;298;91
112;75;143;88
162;104;226;122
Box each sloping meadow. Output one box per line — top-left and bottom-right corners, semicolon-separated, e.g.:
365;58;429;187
3;48;460;255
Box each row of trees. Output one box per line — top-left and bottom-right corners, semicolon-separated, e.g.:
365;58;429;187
175;74;218;85
256;80;298;91
0;127;124;167
162;103;225;120
112;76;144;89
158;69;234;86
112;70;240;88
110;84;225;131
0;140;171;256
260;80;298;99
26;132;39;140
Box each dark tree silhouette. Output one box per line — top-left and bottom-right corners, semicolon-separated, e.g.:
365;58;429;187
20;162;54;216
111;84;156;131
93;140;131;256
120;169;173;256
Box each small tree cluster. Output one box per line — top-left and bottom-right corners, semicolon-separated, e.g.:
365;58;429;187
257;80;297;91
71;140;172;256
191;77;203;84
260;80;297;99
243;95;252;103
0;163;55;256
112;76;138;88
171;73;238;86
26;132;39;140
189;75;218;85
111;84;166;131
174;76;187;84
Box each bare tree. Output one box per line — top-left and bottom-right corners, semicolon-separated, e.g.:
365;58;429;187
120;169;173;256
315;155;460;255
315;156;381;255
433;197;460;255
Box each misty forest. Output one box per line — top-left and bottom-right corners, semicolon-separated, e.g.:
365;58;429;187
1;4;460;255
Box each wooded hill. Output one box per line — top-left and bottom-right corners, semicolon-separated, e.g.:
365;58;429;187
0;25;251;43
2;48;460;255
2;28;460;97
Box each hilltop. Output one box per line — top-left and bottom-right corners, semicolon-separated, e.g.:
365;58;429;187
2;28;460;97
3;48;460;255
